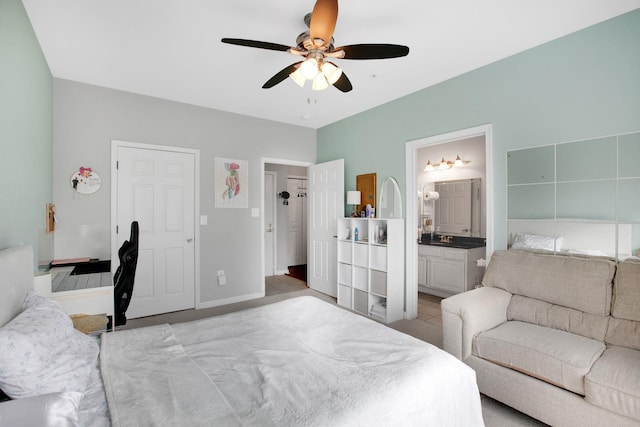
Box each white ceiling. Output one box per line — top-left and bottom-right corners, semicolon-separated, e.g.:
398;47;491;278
22;0;640;129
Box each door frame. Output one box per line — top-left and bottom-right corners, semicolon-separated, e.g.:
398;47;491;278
111;140;201;308
404;124;494;319
261;158;313;295
264;171;277;276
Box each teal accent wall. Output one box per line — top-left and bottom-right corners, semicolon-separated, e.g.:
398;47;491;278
0;0;52;257
317;9;640;249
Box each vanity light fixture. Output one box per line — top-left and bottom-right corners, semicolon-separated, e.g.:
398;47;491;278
423;160;434;172
423;155;470;172
439;157;452;170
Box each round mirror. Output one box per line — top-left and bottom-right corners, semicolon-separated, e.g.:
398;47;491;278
378;177;403;219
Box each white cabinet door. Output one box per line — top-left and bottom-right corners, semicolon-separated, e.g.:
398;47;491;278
417;254;427;287
428;257;466;293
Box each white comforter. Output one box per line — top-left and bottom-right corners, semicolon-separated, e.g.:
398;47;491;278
101;296;484;426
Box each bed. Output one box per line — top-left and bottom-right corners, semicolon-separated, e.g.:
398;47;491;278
0;245;485;426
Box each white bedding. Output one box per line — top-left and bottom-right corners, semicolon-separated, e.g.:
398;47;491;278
101;296;484;426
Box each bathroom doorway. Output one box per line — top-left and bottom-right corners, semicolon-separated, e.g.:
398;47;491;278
405;125;494;319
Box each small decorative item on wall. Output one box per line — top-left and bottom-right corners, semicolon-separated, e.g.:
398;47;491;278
46;203;56;233
215;158;248;208
70;166;101;194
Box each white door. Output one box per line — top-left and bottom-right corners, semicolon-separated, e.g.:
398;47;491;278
435;180;472;234
264;172;276;276
308;159;344;297
115;145;196;318
287;178;307;266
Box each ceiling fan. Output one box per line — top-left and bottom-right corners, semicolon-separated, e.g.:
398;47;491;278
221;0;409;93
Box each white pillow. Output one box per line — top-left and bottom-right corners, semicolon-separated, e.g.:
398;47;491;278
511;233;563;252
0;392;82;427
0;292;97;398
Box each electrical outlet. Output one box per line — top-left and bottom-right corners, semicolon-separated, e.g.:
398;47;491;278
217;270;224;276
218;275;226;286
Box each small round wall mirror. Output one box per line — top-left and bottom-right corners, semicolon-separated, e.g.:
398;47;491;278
378;177;403;219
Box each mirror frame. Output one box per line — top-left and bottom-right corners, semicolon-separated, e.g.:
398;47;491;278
378;176;403;219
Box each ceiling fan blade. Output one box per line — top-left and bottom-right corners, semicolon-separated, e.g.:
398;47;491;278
309;0;338;47
221;38;291;52
337;44;410;60
332;72;352;93
262;62;303;89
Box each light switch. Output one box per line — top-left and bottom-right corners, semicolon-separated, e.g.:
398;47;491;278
251;208;259;217
200;215;208;225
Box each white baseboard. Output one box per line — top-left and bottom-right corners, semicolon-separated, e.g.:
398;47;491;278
276;269;289;275
196;291;263;310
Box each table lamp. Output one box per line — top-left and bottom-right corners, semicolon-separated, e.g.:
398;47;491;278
347;191;361;217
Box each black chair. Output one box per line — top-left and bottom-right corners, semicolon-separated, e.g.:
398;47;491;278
113;221;139;327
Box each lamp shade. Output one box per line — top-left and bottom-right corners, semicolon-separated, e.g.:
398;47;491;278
347;191;361;205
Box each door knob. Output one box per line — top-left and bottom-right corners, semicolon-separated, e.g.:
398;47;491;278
187;238;193;242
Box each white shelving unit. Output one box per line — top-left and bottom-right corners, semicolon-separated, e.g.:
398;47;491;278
336;217;404;323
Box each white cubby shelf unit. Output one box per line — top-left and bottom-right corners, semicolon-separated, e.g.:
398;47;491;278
336;217;404;323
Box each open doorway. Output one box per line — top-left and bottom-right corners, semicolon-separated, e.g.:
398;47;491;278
263;160;310;295
405;125;494;319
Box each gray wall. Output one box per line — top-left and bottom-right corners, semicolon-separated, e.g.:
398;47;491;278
53;79;315;305
0;0;52;264
317;9;640;251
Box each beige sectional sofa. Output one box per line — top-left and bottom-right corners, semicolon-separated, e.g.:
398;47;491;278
442;249;640;426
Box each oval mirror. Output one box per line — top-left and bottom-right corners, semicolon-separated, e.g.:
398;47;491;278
378;177;403;219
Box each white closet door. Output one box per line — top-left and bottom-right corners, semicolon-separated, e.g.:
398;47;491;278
115;145;196;318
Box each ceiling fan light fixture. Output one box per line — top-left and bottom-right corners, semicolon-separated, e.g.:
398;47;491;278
289;68;306;87
300;58;320;80
321;61;342;85
312;74;329;91
221;0;409;93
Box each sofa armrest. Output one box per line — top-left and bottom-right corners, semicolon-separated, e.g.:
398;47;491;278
441;287;512;360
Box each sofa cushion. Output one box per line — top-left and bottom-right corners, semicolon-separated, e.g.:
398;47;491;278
508;295;609;341
473;321;606;395
611;260;640;321
605;260;640;351
483;250;615;316
585;345;640;421
606;318;640;351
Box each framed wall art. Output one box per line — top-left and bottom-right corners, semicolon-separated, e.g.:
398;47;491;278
215;157;248;208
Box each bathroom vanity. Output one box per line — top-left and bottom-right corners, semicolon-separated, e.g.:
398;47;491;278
418;236;485;297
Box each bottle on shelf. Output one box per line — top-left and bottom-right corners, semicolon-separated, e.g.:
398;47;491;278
354;227;359;241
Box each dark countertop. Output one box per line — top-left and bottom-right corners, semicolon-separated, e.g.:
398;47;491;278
418;234;486;249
